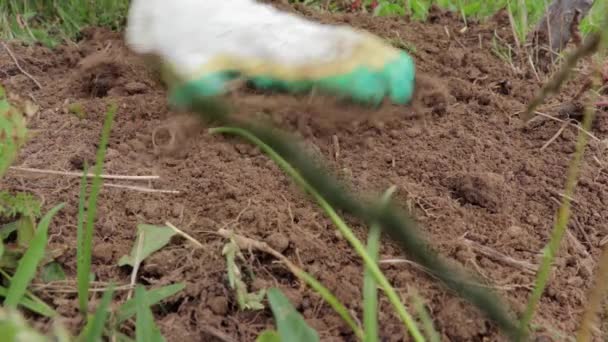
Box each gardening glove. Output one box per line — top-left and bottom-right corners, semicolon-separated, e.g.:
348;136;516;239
125;0;416;107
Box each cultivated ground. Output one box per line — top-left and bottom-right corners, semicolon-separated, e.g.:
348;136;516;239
1;3;607;341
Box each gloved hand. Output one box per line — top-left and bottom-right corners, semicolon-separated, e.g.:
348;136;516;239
125;0;416;107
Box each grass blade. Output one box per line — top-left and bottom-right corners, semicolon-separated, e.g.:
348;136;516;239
0;285;55;317
83;284;115;342
4;203;64;308
411;288;440;342
135;284;165;342
518;67;603;340
116;283;185;324
291;267;363;339
209;126;425;341
76;163;89;312
363;186;396;342
576;244;608;341
77;104;116;313
267;287;319;342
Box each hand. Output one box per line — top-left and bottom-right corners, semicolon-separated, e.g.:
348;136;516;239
126;0;416;107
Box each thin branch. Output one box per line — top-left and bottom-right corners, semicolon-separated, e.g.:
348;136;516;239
166;221;204;248
540;122;568;151
1;42;42;89
104;183;179;194
462;238;538;275
8;166;159;181
528;111;600;141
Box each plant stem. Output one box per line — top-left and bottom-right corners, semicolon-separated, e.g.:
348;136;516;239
363;186;396;342
518;89;597;340
210;127;425;342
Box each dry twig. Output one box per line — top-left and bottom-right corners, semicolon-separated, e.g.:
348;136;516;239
8;166;159;181
104;183;179;194
540;122;568;151
461;238;538;275
524;33;602;121
1;42;42;89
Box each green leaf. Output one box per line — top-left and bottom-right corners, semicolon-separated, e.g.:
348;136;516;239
256;330;280;342
76;163;89;313
116;283;185;324
266;288;319;342
0;286;56;317
78;104;116;313
0;239;4;260
135;285;166;342
0;221;18;240
118;224;176;267
41;262;66;283
0;308;48;342
0;247;21;270
16;216;35;248
83;284;115;342
4;203;64;308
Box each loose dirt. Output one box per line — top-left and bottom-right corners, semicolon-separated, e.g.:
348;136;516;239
1;4;607;342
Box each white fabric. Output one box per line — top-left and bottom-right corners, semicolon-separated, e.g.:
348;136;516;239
125;0;366;77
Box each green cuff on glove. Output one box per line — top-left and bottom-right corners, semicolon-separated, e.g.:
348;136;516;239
169;52;415;108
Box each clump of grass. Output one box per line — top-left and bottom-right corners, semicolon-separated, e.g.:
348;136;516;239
3;203;64;310
0;0;129;47
0;85;27;177
0;191;41;219
0;101;184;340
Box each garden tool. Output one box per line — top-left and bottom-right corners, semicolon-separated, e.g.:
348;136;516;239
125;0;416;108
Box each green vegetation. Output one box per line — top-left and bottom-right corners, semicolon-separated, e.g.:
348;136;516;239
0;88;185;340
0;0;129;46
1;1;608;341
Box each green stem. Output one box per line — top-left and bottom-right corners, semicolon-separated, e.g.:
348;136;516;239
293;267;364;340
210;127;425;342
363;186;396;342
518;93;597;340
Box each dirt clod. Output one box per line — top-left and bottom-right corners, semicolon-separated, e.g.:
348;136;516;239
208;296;229;315
265;232;290;253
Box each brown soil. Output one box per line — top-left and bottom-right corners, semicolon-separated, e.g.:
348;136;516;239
2;4;608;342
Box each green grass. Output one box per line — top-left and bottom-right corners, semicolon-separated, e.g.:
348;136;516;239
0;0;129;47
0;91;184;340
2;1;608;341
76;104;116;313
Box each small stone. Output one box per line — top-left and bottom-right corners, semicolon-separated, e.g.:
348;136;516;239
124;81;148;94
208;296;228;315
172;203;184;217
241;210;255;223
251;278;270;291
92;242;113;264
105;148;119;160
265;232;290;253
143;201;162;219
506;225;523;239
371;120;385;130
128;139;146;152
526;214;540;225
282;288;303;308
405;126;422;138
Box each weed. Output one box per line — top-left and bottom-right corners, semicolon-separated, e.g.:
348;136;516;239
222;237;266;311
0;191;41;219
0;0;129;47
0;85;27;177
